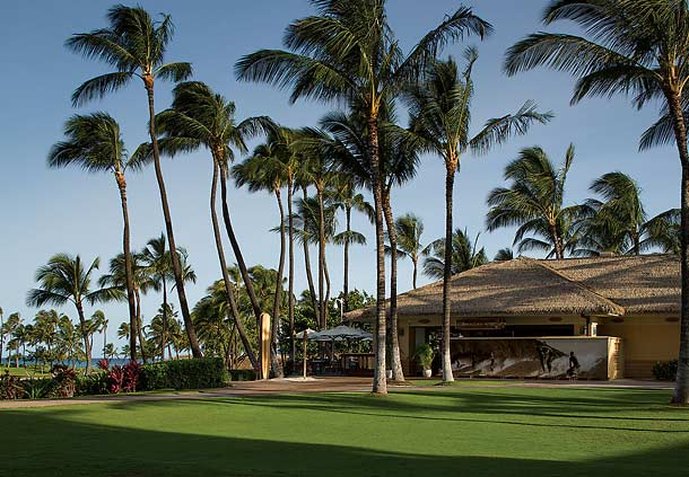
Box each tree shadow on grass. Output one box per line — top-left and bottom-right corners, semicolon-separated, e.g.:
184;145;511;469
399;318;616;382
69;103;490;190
1;407;688;477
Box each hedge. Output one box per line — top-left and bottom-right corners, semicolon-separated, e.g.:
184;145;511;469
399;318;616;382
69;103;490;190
139;357;229;391
652;360;678;381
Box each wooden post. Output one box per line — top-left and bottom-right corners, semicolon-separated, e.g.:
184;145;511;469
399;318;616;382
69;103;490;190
260;313;271;380
302;330;308;379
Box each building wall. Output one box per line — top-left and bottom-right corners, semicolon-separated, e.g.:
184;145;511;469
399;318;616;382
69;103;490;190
397;314;679;379
598;316;680;379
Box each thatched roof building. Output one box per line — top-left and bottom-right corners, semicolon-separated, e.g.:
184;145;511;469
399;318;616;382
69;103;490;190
346;254;679;321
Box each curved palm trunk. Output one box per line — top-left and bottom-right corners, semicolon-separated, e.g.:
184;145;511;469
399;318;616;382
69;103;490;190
114;170;138;362
210;161;258;371
219;166;266;377
549;222;564;260
383;190;404;382
134;288;145;362
302;187;320;325
143;79;202;358
271;187;286;378
316;184;327;329
343;205;352;311
75;301;92;373
667;90;689;404
369;115;387;395
288;180;296;372
441;164;456;383
412;256;418;290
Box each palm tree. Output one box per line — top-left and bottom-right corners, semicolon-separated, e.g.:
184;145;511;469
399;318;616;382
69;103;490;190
236;0;492;394
389;214;429;289
66;5;201;358
48;112;139;360
407;52;551;382
0;312;20;367
486;145;579;259
26;254;120;372
233;140;290;377
575;172;680;256
329;175;375;310
503;0;689;404
32;310;61;367
117;322;130;343
493;248;514;262
99;251;154;360
153;81;270;374
423;228;488;279
140;234;197;363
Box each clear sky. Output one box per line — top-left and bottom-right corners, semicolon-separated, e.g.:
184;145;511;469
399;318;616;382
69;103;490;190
0;1;680;348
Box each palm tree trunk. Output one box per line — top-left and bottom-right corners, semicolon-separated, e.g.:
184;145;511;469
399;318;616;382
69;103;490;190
667;89;689;404
143;79;202;358
114;170;138;362
288;179;296;373
270;188;286;378
210;161;258;371
219;166;266;377
441;164;456;383
549;222;564;260
302;187;320;325
368;114;387;395
343;206;352;312
412;257;418;290
383;190;404;382
135;288;144;362
316;184;326;329
75;301;92;373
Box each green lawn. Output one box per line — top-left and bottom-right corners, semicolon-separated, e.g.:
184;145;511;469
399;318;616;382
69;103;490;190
1;385;688;476
1;366;51;378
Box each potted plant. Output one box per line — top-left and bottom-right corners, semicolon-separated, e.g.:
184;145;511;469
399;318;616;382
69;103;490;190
414;343;435;378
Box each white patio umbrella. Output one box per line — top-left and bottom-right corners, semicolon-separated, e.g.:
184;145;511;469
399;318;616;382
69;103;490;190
307;325;373;341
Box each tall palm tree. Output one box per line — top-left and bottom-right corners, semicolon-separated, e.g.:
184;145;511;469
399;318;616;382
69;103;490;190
423;228;488;279
329;175;375;310
575;172;680;256
0;312;21;367
503;0;689;404
153;81;270;374
99;251;154;360
66;5;201;357
140;234;196;362
233;142;289;377
236;0;492;394
26;254;120;371
486;145;579;259
48;112;140;360
407;52;551;382
389;214;429;290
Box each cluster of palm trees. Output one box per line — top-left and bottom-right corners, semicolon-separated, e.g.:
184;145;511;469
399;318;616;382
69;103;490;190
16;1;689;402
0;308;111;370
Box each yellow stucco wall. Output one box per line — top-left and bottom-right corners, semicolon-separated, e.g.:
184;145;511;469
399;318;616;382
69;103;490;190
598;316;680;378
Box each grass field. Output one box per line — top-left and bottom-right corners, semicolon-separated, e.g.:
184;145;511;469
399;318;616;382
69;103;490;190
1;366;50;378
1;384;688;476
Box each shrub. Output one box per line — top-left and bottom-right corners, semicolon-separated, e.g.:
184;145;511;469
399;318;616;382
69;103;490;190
75;371;108;396
652;360;678;381
0;371;23;400
229;369;256;382
22;378;54;399
51;365;76;398
140;358;228;391
413;343;435;370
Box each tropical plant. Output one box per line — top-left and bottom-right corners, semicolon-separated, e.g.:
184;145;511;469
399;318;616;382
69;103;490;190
140;234;197;363
413;343;435;371
26;254;120;371
153;81;270;373
493;248;514;262
387;214;429;290
407;51;551;382
0;312;20;367
67;4;201;357
574;172;680;256
503;0;689;404
423;228;488;279
486;145;579;259
48;112;140;360
236;0;492;394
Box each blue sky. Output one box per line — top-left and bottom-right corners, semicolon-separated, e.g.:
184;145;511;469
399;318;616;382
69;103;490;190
0;1;680;348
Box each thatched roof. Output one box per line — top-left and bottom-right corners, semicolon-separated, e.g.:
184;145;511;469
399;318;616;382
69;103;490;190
345;254;680;321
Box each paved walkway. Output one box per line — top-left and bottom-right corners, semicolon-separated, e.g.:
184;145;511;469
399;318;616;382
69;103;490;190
0;377;672;410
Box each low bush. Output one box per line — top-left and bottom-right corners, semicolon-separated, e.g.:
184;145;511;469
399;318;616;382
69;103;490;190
22;378;54;399
0;371;23;400
652;360;678;381
50;365;76;398
140;358;229;391
229;369;256;381
75;371;108;396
